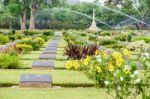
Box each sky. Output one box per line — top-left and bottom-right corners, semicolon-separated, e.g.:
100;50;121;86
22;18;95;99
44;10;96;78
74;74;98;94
80;0;93;2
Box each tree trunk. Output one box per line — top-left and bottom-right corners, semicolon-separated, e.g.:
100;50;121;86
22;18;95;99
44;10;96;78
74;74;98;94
20;10;26;30
29;5;36;30
9;20;12;30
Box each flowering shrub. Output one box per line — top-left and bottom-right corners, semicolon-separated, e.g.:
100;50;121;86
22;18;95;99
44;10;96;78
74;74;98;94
98;36;117;45
136;52;150;99
16;44;33;54
81;49;146;98
19;37;45;50
127;40;149;51
65;60;80;70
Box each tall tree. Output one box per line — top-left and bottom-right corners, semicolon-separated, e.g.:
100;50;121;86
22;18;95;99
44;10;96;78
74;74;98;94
16;0;29;30
2;0;29;30
107;0;150;29
29;0;65;30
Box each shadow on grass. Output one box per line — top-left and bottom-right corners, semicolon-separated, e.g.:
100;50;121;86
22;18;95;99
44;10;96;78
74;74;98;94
0;83;95;88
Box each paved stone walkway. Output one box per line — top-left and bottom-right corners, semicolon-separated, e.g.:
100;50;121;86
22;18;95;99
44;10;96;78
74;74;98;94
19;32;63;88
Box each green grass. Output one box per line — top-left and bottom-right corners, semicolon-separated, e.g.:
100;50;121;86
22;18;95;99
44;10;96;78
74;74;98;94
0;88;110;99
0;69;94;86
0;35;147;99
21;60;66;68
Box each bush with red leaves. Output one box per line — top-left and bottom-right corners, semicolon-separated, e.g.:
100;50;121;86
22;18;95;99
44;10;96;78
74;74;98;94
65;43;99;60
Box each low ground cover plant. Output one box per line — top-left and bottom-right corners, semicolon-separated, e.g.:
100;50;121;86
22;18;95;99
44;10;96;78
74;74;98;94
0;53;21;69
0;34;9;44
133;36;150;43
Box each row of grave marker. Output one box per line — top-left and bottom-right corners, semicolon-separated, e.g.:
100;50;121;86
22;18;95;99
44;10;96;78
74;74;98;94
19;32;62;88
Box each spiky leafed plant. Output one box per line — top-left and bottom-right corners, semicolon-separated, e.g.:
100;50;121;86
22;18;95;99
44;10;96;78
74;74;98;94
65;43;99;60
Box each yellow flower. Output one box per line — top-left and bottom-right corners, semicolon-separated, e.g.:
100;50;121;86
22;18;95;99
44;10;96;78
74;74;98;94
108;62;114;72
123;65;131;75
123;49;131;58
112;52;124;67
74;60;80;69
83;56;90;65
101;50;107;57
96;66;102;73
124;69;130;75
116;58;124;67
66;61;72;69
95;50;99;55
112;52;122;59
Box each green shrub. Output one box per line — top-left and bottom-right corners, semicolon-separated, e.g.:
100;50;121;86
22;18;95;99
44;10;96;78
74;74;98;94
12;29;16;35
0;35;9;44
0;53;21;69
65;35;76;43
15;34;24;40
127;40;149;51
40;35;50;41
23;30;39;36
80;33;87;36
19;37;45;50
127;33;132;42
43;31;54;36
133;36;150;43
98;36;117;45
100;32;111;36
115;34;127;41
8;35;16;41
16;44;33;54
88;35;98;42
106;44;125;49
34;37;45;48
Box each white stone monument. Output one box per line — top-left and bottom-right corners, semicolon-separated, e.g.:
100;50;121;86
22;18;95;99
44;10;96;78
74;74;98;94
87;9;102;32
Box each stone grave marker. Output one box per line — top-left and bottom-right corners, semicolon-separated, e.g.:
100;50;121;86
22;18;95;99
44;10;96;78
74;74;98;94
43;50;57;54
137;61;143;69
48;44;59;47
39;54;56;60
52;37;61;40
32;61;55;69
45;47;57;50
19;74;52;88
54;32;62;36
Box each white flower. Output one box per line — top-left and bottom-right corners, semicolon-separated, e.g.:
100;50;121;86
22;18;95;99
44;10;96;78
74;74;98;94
141;52;149;59
114;72;117;76
135;79;140;84
130;74;134;78
118;87;121;91
120;76;124;81
104;81;109;85
97;58;102;62
133;71;139;75
145;52;149;57
124;65;130;70
96;55;102;62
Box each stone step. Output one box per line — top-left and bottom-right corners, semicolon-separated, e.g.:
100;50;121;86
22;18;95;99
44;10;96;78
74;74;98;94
54;32;63;36
45;47;57;50
43;50;57;54
52;37;61;40
39;54;56;60
48;44;59;47
19;74;52;88
32;61;55;69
